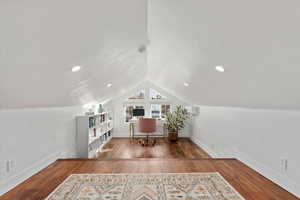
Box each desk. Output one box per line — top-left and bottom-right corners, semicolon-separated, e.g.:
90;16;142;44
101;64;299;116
129;119;168;141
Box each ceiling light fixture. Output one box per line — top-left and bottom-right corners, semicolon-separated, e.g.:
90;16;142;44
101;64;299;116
184;82;189;87
215;65;225;72
107;83;112;87
72;66;81;72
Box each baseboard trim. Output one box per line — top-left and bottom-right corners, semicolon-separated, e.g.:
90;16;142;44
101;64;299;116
190;136;300;198
113;132;190;138
112;135;167;138
190;136;219;158
229;148;300;198
0;149;73;196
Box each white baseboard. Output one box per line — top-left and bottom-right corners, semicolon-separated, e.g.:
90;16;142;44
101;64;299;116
229;148;300;198
190;136;219;158
60;149;77;159
190;136;300;198
0;149;74;196
113;132;189;138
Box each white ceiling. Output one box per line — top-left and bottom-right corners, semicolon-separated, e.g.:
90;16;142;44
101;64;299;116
147;0;300;110
0;0;147;109
1;0;300;110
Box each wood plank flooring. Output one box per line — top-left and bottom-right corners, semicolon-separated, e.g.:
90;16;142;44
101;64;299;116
96;138;211;159
1;138;299;200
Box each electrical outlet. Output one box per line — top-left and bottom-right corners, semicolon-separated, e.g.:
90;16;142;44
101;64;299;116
4;160;15;174
280;158;288;173
6;160;10;173
10;160;14;173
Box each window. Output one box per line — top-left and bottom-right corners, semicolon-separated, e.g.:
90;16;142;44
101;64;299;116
124;105;144;122
149;89;165;100
161;104;171;118
151;104;161;118
124;88;171;122
151;104;171;119
128;90;146;100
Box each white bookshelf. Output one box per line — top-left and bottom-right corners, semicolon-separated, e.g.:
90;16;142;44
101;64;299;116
76;112;113;158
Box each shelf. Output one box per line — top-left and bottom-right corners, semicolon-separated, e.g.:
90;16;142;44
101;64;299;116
88;135;113;157
104;127;113;133
89;135;100;144
89;120;112;129
88;128;113;145
94;112;108;116
100;136;112;149
89;123;111;130
77;112;108;118
76;110;113;158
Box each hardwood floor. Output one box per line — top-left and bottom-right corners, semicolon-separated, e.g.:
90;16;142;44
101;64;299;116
96;138;211;159
1;138;299;200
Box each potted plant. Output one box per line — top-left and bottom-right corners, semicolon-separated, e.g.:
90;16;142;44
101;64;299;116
166;105;189;141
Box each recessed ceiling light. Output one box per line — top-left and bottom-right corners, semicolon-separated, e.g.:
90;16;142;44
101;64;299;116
184;82;189;87
215;66;225;72
72;66;81;72
107;83;112;87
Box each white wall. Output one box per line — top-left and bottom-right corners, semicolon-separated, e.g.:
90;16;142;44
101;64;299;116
105;81;192;138
191;105;300;197
0;106;82;195
106;101;192;138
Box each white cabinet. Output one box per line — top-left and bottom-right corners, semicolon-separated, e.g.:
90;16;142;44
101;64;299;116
76;112;113;158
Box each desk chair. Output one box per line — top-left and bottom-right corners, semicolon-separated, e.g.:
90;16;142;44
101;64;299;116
138;118;156;146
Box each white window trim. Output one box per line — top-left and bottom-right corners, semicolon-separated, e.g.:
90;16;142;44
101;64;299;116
123;88;173;123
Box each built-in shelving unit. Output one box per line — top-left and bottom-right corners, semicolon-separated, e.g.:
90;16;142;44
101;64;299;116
76;112;113;158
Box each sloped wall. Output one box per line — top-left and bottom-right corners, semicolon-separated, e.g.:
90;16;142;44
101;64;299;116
191;105;300;197
0;106;82;195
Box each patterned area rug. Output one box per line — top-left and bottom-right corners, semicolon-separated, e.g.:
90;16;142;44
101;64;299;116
45;173;244;200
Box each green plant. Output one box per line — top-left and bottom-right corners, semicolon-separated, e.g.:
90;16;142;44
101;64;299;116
166;105;189;132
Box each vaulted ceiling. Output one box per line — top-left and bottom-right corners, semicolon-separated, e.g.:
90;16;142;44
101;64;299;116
0;0;147;109
1;0;300;109
147;0;300;109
